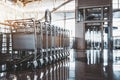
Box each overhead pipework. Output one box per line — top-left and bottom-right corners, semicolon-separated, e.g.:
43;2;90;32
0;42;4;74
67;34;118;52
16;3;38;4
12;0;42;6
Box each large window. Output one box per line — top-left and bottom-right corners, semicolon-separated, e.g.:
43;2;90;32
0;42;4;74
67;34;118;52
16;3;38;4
112;0;120;49
113;0;120;9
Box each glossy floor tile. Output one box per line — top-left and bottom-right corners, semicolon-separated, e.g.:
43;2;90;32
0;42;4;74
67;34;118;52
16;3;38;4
0;49;120;80
75;49;120;80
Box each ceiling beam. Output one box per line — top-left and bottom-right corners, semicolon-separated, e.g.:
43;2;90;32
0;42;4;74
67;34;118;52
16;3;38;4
13;0;42;6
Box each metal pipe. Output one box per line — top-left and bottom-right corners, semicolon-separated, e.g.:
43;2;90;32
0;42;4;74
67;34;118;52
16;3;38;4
39;0;74;21
33;19;37;61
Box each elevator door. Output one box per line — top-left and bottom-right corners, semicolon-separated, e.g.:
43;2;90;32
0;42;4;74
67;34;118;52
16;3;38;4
85;23;103;49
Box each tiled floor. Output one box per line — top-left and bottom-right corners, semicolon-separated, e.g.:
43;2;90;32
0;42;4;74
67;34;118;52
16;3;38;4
0;49;120;80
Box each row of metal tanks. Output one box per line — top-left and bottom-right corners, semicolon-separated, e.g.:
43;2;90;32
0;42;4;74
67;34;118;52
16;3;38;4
0;18;70;70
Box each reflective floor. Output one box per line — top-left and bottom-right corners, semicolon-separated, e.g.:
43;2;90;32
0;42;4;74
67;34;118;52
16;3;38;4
75;49;120;80
0;49;120;80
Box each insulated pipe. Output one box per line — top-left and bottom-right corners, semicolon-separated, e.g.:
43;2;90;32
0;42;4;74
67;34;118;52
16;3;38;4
59;28;62;59
0;33;2;53
51;26;53;61
50;25;53;62
33;19;37;61
40;22;43;57
54;26;56;61
65;29;67;56
63;29;65;57
56;27;59;60
67;30;70;56
45;22;48;64
32;19;38;68
40;22;44;65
